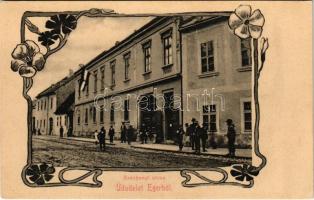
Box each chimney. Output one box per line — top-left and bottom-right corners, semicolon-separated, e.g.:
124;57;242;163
79;64;84;68
68;69;74;77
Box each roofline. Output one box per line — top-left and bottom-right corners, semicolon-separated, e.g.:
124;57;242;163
36;70;78;99
179;15;229;33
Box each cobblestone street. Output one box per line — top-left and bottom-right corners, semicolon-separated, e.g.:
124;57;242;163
32;136;250;169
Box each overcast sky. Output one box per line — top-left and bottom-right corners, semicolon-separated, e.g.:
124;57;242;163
27;16;153;98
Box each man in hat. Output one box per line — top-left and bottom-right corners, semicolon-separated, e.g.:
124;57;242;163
194;121;201;154
190;118;197;150
226;119;236;157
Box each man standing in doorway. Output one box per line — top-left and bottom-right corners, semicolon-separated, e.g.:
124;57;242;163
109;125;115;144
120;122;126;143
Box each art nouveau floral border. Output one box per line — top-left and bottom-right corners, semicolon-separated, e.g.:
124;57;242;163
12;5;268;188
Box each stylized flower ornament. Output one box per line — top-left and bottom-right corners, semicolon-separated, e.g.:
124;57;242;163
229;5;265;39
25;163;55;185
230;164;259;181
11;40;45;78
38;30;59;46
45;14;77;35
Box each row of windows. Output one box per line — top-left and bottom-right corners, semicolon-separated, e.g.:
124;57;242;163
78;31;173;99
202;101;252;132
201;38;252;73
36;116;66;129
36;97;53;111
76;100;130;125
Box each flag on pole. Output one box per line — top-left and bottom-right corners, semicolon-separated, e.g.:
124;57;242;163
80;69;89;91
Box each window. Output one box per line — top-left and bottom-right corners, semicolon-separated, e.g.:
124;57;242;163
110;103;115;122
110;61;116;86
241;38;252;67
100;105;104;124
243;101;252;131
77;110;81;125
93;71;98;93
124;53;130;80
59;117;62;126
85;108;88;124
57;117;59;126
100;67;105;90
124;99;129;121
142;41;151;73
50;97;53;109
41;100;43;110
37;101;39;111
43;119;45;128
200;41;215;73
92;107;96;124
86;79;89;96
44;100;46;110
203;104;217;132
162;32;173;66
77;80;81;99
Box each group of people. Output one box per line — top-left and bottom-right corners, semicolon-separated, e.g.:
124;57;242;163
94;123;135;151
176;118;236;157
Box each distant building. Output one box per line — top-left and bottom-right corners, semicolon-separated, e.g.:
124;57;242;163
32;70;76;136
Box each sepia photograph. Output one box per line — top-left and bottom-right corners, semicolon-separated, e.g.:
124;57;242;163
28;12;254;169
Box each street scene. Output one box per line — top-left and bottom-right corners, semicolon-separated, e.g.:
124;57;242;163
32;136;251;169
32;15;253;168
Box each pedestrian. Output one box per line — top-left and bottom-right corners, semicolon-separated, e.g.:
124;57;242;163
94;129;99;145
140;126;148;144
190;118;197;150
60;126;64;138
194;122;202;154
226;119;236;157
109;125;115;144
184;123;190;147
200;123;209;152
176;126;184;151
127;125;134;145
120;122;126;143
98;127;106;151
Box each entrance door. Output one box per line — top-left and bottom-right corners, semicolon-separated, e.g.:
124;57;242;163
139;94;162;142
49;118;53;135
164;91;180;141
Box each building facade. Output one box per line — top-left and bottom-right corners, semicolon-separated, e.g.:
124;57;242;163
32;71;76;136
180;16;252;147
73;17;182;142
68;15;253;146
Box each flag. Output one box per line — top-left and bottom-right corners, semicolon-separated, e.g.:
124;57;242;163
80;69;89;91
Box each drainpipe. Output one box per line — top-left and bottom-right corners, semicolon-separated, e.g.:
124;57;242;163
178;17;184;127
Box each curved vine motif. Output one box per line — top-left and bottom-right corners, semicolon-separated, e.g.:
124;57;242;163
181;4;268;188
13;8;114;188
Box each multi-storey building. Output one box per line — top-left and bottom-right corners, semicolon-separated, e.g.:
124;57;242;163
71;14;252;146
74;17;182;142
180;15;252;146
32;70;76;136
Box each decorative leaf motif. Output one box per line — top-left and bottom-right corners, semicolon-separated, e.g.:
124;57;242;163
25;18;41;35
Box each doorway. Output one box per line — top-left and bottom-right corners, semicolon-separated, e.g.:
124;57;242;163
49;118;53;135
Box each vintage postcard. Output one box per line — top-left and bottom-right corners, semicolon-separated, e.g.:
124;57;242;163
0;1;312;198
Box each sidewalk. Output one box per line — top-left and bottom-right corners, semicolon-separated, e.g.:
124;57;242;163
58;136;251;159
131;143;252;159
